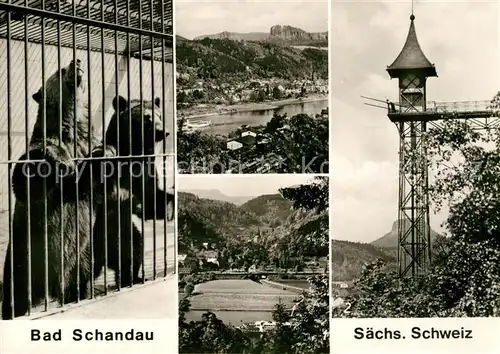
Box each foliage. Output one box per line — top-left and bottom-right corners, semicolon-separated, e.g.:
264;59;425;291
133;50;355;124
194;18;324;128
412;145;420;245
179;311;253;353
339;92;500;318
267;113;329;173
280;176;328;213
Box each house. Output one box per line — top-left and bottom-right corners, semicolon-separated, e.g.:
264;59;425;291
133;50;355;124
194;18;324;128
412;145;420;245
206;257;219;266
241;131;257;138
227;133;257;152
202;250;219;267
237;134;256;146
227;140;243;151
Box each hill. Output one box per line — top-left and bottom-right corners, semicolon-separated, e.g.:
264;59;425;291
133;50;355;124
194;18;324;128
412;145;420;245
176;37;328;80
240;193;294;227
194;25;328;47
371;220;440;248
178;192;261;243
181;189;255;206
178;191;328;261
331;240;397;281
333;221;445;281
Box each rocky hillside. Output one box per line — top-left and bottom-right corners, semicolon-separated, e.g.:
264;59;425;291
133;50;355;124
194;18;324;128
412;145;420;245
371;220;440;248
269;25;327;44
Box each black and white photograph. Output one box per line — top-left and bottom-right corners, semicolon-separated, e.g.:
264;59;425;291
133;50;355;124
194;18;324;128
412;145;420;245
0;1;176;321
177;175;329;353
175;0;329;174
331;0;500;318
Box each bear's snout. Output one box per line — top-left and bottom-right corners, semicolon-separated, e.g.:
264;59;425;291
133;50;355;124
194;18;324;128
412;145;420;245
155;129;169;142
70;59;84;86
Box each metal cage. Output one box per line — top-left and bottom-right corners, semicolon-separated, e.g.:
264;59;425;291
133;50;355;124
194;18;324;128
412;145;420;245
0;0;175;319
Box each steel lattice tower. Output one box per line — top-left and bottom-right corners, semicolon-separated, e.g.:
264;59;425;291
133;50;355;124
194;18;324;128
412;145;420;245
385;14;500;277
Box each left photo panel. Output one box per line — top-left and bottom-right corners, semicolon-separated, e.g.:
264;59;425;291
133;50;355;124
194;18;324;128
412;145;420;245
0;0;176;332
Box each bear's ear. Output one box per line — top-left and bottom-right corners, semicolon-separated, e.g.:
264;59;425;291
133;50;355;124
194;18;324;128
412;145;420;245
112;95;128;113
32;90;42;103
154;97;161;108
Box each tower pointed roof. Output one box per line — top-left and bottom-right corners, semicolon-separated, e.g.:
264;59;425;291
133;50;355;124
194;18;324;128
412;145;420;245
387;14;437;78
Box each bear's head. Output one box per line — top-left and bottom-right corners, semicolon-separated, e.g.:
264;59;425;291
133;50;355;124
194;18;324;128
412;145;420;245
107;95;169;156
32;59;86;107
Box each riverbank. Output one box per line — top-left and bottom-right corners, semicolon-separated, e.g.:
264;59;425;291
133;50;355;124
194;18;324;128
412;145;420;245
179;93;328;120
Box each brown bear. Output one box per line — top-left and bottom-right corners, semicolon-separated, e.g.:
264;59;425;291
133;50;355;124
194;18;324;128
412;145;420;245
107;95;174;222
88;95;173;288
2;59;99;319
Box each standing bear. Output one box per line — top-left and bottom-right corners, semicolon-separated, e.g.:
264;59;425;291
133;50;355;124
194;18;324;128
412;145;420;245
89;95;174;288
2;59;99;319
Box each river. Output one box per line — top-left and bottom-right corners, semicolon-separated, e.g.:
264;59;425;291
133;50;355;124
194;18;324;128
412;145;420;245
197;99;328;136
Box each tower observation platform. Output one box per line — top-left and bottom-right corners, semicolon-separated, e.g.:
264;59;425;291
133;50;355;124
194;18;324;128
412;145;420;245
365;11;500;277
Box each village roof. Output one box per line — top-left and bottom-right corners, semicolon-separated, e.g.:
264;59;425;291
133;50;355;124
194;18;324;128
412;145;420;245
387;15;437;78
235;135;256;146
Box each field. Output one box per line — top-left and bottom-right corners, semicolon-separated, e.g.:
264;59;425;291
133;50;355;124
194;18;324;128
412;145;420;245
186;279;299;323
186;310;274;324
272;280;311;289
194;279;298;294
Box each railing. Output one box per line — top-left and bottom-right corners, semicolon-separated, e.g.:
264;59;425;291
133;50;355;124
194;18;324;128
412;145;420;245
0;0;175;320
426;100;494;113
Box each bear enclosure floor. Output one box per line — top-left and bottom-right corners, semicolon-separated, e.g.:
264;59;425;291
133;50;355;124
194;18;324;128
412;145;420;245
36;275;177;320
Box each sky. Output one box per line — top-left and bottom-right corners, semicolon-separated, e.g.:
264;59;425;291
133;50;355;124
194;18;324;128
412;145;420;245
179;174;321;196
175;0;328;39
331;0;500;243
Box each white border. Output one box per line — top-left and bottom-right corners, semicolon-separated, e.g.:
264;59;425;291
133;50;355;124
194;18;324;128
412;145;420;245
172;0;180;347
329;1;500;354
328;0;333;352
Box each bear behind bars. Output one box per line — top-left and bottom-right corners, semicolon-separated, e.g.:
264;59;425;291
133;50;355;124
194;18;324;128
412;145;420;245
2;59;98;319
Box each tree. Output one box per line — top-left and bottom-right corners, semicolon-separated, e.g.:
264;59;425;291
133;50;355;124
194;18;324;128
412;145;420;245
280;176;329;213
288;275;329;353
179;311;253;353
271;114;328;173
272;86;282;99
184;283;195;296
265;112;286;133
177;90;188;103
